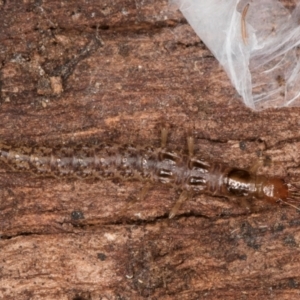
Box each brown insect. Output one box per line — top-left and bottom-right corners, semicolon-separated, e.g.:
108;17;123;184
241;3;250;45
0;128;299;218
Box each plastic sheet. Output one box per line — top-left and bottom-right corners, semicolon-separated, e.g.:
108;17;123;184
172;0;300;110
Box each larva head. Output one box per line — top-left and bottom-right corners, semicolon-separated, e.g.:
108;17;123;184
262;178;289;204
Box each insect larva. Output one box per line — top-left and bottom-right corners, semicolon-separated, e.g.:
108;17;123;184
241;3;250;45
0;128;299;218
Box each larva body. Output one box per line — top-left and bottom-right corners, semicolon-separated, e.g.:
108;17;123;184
0;140;294;216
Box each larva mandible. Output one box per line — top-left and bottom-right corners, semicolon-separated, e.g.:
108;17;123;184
0;128;299;218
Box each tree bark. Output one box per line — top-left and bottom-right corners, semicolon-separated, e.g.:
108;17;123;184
1;0;300;299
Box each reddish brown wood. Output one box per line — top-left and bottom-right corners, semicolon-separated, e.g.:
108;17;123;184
1;0;300;299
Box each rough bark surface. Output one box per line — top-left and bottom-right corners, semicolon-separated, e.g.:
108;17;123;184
1;1;300;299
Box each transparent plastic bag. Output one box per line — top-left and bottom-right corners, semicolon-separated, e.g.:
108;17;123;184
172;0;300;110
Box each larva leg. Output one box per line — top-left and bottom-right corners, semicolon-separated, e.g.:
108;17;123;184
239;198;251;213
168;129;195;218
248;156;271;173
248;158;264;173
136;182;151;201
187;135;194;158
169;190;191;219
161;126;168;148
248;139;271;173
122;182;152;214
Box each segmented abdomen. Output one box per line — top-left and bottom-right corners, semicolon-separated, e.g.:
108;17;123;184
0;143;232;194
0;144;156;179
